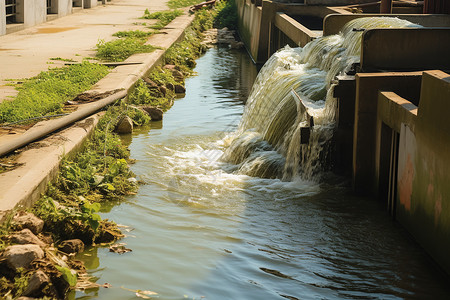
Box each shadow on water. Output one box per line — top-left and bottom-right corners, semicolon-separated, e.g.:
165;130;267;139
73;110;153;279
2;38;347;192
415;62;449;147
72;46;450;300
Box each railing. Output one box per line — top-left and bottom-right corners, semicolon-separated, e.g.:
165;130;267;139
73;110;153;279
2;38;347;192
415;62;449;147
5;0;17;24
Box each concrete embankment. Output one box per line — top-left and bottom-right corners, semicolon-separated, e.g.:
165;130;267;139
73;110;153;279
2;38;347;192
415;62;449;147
0;0;194;220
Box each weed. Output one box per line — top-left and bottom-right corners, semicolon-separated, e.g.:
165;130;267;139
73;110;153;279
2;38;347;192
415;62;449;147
168;0;203;9
49;57;76;62
0;62;109;124
142;9;183;30
113;30;154;39
95;38;157;62
215;0;238;30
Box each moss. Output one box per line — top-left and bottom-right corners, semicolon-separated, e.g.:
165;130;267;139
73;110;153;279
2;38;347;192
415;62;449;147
0;62;109;124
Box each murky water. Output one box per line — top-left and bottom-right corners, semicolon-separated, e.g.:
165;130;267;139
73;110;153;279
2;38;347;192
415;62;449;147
73;47;450;300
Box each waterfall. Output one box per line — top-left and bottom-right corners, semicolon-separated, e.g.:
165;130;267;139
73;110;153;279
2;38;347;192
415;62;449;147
222;17;420;181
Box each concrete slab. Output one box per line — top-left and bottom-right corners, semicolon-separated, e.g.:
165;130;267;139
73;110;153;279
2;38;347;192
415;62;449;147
0;0;197;220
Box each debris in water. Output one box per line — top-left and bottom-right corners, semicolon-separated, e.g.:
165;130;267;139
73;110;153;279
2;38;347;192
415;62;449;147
109;243;132;254
121;286;158;298
260;267;293;279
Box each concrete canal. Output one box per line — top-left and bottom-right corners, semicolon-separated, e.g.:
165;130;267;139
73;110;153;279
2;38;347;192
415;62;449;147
72;45;450;299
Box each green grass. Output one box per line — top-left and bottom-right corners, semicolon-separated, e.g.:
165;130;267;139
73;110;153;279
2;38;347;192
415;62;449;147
142;9;183;30
95;38;157;62
215;0;238;30
0;62;109;124
167;0;203;9
113;30;154;39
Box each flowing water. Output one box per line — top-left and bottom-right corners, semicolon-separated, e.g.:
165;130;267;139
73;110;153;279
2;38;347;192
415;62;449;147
73;19;450;300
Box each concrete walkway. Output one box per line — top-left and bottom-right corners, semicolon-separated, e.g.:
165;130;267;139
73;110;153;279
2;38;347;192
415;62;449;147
0;0;168;102
0;0;196;220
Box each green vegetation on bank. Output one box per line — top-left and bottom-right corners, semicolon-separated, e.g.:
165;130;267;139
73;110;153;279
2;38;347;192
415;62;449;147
112;30;154;39
167;0;203;9
0;2;238;297
95;38;157;62
215;0;238;30
0;63;109;124
142;9;183;30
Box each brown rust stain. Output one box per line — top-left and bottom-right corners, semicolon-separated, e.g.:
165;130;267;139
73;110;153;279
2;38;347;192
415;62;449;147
36;27;78;34
399;154;414;211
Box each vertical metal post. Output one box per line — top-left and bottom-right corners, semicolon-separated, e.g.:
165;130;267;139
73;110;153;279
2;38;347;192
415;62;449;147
380;0;393;14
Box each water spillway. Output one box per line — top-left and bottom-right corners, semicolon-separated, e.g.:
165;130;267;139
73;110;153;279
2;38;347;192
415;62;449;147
223;17;421;181
73;40;450;299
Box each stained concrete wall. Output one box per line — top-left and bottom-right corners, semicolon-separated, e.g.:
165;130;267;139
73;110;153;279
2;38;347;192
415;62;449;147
16;0;47;27
305;0;376;5
352;72;422;195
361;28;450;72
237;0;263;62
0;1;6;36
236;0;333;63
376;70;450;274
323;13;450;35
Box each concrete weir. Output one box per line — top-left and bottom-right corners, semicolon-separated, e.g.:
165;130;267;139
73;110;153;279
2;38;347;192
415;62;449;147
237;0;450;275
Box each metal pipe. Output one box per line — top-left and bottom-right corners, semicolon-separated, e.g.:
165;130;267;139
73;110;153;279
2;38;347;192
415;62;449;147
0;90;127;157
380;0;393;13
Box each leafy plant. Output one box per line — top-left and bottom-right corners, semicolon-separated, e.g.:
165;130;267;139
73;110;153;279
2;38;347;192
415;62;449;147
142;9;183;30
113;30;154;39
95;38;157;62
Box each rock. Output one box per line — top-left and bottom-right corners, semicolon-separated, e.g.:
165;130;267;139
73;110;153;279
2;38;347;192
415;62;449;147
23;270;50;297
174;84;186;94
158;86;167;97
142;107;163;121
172;70;184;82
10;229;46;247
230;41;244;49
13;212;44;234
143;77;158;88
38;233;54;245
127;177;138;184
163;64;177;71
96;229;117;244
93;174;104;185
3;244;44;270
166;83;174;91
114;116;133;134
59;239;84;254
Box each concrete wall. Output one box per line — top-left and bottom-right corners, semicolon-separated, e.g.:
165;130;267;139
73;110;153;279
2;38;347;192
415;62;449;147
361;28;450;72
305;0;376;5
376;70;450;274
237;0;263;62
50;0;73;16
323;13;450;35
352;72;422;194
84;0;98;9
0;1;6;36
16;0;47;27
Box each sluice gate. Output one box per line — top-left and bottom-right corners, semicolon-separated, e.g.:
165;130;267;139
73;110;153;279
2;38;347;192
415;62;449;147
237;0;450;275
